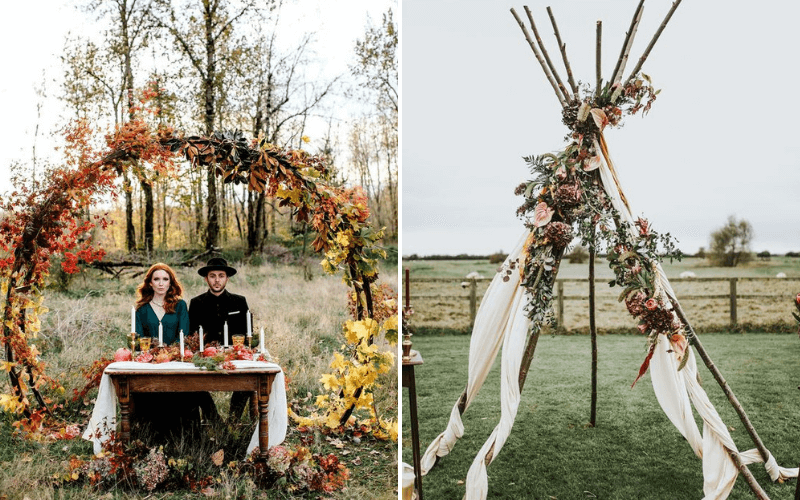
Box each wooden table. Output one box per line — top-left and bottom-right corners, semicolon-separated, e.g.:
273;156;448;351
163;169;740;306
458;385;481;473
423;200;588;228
403;350;424;500
110;366;280;460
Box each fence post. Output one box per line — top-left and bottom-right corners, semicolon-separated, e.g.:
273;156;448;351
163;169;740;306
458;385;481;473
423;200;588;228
729;278;737;328
404;268;411;313
469;278;477;327
557;280;564;328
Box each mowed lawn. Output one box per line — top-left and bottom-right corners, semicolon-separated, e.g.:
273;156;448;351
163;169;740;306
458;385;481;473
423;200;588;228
402;333;800;499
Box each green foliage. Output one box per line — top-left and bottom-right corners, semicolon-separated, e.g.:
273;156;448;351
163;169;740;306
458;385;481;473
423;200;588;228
709;215;753;267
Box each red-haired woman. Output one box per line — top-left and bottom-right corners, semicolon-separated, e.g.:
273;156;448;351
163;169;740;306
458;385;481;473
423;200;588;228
134;263;190;345
131;264;198;438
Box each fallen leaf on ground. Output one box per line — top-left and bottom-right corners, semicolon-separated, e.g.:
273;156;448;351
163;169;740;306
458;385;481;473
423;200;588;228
211;449;224;466
351;457;362;466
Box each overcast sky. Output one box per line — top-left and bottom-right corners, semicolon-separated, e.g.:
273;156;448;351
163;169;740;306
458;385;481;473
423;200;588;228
0;0;394;193
401;0;800;256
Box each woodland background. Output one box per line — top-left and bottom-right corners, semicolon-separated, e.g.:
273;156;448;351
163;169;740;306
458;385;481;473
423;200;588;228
10;0;397;257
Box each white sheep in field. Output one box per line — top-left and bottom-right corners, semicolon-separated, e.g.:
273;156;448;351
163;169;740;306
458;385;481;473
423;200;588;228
776;272;787;278
679;271;697;279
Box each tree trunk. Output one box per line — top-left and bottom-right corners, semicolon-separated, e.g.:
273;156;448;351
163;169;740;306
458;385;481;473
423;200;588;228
124;171;135;252
202;0;219;250
142;178;154;254
120;0;139;253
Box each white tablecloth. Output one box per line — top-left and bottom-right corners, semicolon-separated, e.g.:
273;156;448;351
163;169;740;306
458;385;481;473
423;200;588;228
82;360;287;455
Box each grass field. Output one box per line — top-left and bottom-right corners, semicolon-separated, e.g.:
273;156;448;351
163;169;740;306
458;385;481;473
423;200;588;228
0;261;398;499
402;334;800;499
403;257;800;332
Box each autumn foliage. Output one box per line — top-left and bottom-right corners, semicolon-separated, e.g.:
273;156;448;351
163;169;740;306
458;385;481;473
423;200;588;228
1;108;394;441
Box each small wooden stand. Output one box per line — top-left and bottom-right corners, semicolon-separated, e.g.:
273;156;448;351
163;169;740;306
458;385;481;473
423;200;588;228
403;350;424;500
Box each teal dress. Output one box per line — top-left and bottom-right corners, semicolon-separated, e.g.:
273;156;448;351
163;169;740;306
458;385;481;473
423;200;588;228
131;299;201;438
135;299;190;345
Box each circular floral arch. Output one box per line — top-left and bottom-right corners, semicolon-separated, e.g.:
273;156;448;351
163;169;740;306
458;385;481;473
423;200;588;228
0;118;396;437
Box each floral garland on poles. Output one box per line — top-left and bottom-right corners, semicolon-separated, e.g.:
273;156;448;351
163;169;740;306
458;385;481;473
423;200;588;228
515;76;684;384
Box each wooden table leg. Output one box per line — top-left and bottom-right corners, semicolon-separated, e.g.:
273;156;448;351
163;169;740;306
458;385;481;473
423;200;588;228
407;366;423;500
117;375;131;444
258;374;273;461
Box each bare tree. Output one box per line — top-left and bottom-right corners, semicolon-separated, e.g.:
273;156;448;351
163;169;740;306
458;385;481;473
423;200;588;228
350;8;398;238
63;0;156;252
223;10;338;255
709;215;754;267
151;0;261;250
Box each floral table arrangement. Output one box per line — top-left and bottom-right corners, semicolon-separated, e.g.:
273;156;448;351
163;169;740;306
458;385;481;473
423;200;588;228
113;331;272;370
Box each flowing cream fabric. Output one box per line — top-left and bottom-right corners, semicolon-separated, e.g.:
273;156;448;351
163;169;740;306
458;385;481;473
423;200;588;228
419;233;528;475
420;133;797;499
83;360;287;455
598;133;797;499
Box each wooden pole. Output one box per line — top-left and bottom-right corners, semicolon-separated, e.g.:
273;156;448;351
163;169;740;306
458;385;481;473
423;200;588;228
625;0;684;85
524;6;571;102
671;298;772;464
610;0;645;85
729;448;771;500
404;268;410;313
729;278;738;328
510;8;567;107
556;280;565;328
589;234;598;427
543;6;579;97
596;21;602;92
469;278;478;328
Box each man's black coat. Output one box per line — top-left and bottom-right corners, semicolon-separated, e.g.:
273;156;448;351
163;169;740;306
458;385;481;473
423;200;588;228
189;289;250;344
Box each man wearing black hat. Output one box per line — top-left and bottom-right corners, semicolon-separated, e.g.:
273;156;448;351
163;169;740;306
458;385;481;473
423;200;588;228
189;258;250;344
189;257;253;422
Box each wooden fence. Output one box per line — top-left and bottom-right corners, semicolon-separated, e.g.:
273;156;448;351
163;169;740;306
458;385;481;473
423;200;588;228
403;271;800;330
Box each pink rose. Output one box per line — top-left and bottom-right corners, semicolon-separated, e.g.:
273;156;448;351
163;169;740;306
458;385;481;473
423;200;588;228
203;346;218;358
114;347;132;362
556;166;567;180
645;298;658;311
796;292;800;305
183;349;193;359
637;323;648;334
533;202;554;228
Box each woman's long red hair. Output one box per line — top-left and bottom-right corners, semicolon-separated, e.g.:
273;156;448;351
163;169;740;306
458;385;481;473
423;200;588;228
135;263;183;313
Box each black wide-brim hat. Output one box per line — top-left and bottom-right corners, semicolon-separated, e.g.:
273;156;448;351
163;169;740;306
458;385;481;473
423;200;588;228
198;257;237;277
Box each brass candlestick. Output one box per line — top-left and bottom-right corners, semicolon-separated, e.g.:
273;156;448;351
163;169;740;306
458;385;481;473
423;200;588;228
402;333;413;362
129;332;137;353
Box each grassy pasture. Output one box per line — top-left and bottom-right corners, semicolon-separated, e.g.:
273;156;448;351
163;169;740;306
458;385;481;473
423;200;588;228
403;257;800;332
0;262;398;499
402;334;800;499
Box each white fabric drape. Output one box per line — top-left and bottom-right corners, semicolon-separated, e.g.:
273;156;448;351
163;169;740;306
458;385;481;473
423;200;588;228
420;233;528;474
597;132;797;498
420;132;797;499
82;360;287;455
